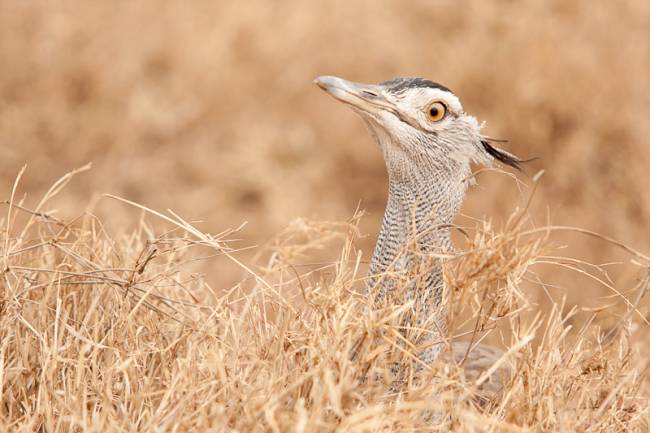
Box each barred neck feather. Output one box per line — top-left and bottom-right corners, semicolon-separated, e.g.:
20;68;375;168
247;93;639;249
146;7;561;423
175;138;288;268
367;156;472;361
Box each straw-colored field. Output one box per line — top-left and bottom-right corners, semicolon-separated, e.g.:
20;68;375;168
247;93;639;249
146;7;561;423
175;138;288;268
1;1;649;431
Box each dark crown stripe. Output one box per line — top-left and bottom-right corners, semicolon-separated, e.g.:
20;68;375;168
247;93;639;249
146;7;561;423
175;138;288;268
380;77;454;95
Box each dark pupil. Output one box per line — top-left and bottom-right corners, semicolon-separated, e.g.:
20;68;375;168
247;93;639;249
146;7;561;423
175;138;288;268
430;106;439;117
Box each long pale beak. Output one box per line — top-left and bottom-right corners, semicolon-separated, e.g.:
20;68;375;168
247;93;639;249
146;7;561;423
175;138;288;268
314;75;389;115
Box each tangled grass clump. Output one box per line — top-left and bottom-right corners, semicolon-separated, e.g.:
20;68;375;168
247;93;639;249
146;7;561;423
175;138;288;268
0;168;648;432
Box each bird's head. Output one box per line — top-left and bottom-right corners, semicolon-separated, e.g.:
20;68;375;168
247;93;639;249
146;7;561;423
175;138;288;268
315;75;522;180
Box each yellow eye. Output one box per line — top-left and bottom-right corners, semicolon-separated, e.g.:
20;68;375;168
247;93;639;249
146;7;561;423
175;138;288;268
427;101;447;122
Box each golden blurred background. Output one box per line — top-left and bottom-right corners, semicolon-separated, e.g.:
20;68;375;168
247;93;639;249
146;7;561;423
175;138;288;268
1;1;649;303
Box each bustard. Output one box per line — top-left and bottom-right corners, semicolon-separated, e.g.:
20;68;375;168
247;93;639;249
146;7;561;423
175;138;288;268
315;75;522;400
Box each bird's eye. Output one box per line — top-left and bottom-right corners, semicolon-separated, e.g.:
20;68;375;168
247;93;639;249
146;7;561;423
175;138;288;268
427;102;447;122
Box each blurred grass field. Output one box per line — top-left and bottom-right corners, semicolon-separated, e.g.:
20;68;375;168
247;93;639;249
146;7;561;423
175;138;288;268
2;0;649;259
1;1;650;431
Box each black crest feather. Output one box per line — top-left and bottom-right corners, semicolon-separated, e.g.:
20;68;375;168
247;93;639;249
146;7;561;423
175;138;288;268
480;139;527;170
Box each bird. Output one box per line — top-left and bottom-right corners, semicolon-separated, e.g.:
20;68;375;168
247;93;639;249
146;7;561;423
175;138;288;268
314;75;521;401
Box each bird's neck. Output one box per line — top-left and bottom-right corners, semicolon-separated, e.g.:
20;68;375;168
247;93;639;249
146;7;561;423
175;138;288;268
369;154;470;280
367;157;470;362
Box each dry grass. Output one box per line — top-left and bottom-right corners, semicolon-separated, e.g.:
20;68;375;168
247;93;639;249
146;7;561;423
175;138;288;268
2;1;649;291
1;169;648;432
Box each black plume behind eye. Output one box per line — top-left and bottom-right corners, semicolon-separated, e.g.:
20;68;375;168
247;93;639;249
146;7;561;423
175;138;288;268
480;139;527;170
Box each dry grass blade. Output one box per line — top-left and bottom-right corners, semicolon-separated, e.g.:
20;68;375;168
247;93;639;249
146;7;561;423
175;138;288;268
1;170;648;432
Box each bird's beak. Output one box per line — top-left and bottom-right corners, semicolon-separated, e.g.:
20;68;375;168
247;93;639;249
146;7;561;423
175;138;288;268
314;76;391;115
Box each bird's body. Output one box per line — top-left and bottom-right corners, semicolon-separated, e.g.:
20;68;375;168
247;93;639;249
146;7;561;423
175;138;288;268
316;76;521;397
